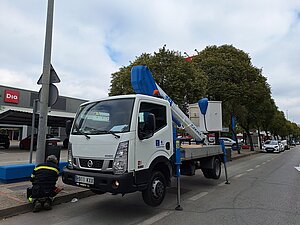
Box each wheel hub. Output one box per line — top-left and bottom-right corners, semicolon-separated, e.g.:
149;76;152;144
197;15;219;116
151;179;164;198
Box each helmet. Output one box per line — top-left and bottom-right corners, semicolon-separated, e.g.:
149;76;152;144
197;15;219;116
46;155;58;164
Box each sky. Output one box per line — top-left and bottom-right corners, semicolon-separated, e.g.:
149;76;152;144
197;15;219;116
0;0;300;124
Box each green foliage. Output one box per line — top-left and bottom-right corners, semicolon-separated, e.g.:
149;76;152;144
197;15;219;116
109;46;207;112
192;45;269;130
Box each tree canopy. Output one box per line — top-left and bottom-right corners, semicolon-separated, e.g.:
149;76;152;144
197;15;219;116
109;46;207;112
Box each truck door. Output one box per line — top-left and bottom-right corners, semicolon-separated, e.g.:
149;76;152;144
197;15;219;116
135;101;172;171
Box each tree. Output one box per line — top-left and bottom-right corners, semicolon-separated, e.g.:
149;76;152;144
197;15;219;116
109;46;207;113
192;45;272;151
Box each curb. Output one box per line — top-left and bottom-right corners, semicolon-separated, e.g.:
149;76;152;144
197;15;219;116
231;151;260;161
0;190;94;219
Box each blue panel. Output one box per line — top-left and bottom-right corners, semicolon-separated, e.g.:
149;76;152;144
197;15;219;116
198;98;209;115
0;162;68;183
131;65;157;96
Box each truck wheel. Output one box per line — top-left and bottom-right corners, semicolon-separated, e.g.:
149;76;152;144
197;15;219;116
210;157;221;179
201;157;221;179
142;171;166;207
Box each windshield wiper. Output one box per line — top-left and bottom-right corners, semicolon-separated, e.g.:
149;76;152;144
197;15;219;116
73;123;90;139
108;130;120;139
85;129;120;138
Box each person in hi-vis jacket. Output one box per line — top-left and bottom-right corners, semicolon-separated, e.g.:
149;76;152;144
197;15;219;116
28;155;61;212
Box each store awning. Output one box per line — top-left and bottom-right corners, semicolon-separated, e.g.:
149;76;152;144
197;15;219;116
0;106;75;127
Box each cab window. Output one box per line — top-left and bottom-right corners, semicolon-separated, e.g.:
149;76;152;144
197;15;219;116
139;102;167;132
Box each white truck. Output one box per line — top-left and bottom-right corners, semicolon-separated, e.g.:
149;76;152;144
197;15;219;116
62;65;225;207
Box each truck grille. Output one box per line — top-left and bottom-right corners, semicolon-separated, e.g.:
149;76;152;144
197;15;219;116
78;158;113;171
79;159;104;168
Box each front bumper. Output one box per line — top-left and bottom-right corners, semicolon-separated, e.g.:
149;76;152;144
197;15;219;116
263;148;280;153
62;168;147;194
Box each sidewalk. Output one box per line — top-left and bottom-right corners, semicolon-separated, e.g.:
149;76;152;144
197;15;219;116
0;148;260;219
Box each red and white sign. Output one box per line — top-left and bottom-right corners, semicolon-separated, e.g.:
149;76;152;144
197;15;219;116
4;89;20;104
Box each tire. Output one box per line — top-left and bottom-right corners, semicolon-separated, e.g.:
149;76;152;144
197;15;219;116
210;157;221;179
201;157;221;179
142;171;166;207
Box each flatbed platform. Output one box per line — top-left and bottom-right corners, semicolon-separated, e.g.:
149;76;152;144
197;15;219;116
180;144;223;161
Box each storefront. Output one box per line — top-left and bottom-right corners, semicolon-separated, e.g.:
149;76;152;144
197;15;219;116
0;85;87;141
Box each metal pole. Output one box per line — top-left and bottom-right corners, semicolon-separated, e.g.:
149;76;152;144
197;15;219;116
29;99;38;163
175;140;183;211
36;0;54;164
220;140;230;184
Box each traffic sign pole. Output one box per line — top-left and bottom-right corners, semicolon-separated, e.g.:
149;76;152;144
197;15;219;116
36;0;54;164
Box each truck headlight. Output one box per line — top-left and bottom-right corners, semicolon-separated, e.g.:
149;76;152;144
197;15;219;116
113;141;128;175
67;142;74;169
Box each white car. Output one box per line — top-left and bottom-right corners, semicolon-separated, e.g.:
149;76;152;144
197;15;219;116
262;140;281;153
219;137;236;147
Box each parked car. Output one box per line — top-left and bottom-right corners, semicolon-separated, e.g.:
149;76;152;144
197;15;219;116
262;140;282;153
290;140;296;146
19;134;55;150
277;140;285;152
0;134;10;149
219;137;241;146
280;140;290;150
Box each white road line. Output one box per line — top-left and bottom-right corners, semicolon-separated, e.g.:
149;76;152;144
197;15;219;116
188;192;209;201
136;211;172;225
246;169;254;172
255;165;260;168
234;173;245;178
262;162;266;165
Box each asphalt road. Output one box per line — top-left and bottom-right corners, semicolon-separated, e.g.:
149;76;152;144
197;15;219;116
1;146;300;225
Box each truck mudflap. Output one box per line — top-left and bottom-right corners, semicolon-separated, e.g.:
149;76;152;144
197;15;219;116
62;168;147;194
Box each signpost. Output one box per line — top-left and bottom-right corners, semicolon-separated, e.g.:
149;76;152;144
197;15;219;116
36;0;56;164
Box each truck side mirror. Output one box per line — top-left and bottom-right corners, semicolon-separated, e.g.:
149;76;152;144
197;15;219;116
66;120;73;136
138;112;156;140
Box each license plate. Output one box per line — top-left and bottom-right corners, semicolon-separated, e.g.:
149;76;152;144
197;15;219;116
75;175;94;185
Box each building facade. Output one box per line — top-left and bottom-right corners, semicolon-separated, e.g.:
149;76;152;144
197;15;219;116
0;85;87;141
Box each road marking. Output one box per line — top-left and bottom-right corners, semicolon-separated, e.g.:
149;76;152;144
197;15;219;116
246;169;254;172
189;192;209;201
262;162;266;165
255;165;260;168
295;165;300;172
137;211;172;225
234;173;245;178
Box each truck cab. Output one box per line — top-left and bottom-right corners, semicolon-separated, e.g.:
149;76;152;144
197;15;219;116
63;94;174;206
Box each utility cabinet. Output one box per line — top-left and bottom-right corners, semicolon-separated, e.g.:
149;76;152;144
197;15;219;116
188;101;222;132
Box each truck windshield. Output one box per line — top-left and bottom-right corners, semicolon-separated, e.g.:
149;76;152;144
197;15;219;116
72;98;135;135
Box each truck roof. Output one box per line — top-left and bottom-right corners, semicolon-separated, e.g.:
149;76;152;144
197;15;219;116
79;94;167;107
